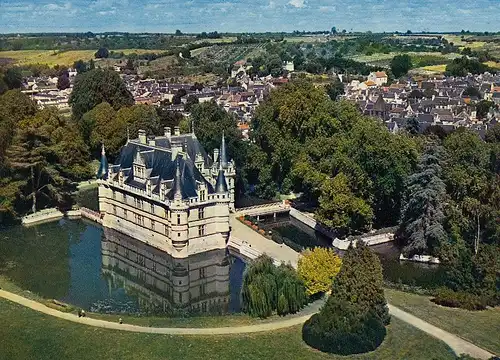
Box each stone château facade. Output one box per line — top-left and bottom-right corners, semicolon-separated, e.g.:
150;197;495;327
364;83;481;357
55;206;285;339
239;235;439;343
98;126;236;258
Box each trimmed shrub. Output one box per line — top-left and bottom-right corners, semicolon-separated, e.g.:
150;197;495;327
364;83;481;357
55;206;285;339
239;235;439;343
302;244;389;355
302;299;386;355
432;288;488;311
332;243;390;325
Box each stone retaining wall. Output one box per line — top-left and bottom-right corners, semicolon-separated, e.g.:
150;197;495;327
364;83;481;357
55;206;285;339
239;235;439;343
290;207;394;250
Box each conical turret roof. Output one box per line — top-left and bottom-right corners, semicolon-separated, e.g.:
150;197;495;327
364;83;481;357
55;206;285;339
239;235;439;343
215;163;228;194
220;131;228;168
173;156;183;200
97;143;108;180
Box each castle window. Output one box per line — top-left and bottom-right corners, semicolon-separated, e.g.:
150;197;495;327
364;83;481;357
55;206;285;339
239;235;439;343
165;225;169;236
151;203;155;214
199;267;205;279
177;214;181;225
198;225;205;236
151;220;155;231
123;193;127;203
198;207;204;219
113;205;117;215
199;190;206;202
112;190;116;199
123;209;127;218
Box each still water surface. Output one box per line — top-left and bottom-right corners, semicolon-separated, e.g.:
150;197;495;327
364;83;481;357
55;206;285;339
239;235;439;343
0;212;445;315
258;214;446;289
0;219;245;316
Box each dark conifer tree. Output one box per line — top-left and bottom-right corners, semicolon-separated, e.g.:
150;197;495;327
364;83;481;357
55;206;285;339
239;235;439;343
398;141;447;257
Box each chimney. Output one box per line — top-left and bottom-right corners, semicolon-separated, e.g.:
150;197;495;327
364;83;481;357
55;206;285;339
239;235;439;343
138;129;146;144
214;148;219;163
165;127;171;138
174;126;180;136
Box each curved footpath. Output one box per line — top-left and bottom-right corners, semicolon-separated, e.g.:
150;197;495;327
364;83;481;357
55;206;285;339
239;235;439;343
0;289;495;359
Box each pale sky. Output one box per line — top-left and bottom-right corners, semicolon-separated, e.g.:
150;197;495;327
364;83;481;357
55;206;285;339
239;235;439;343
0;0;498;33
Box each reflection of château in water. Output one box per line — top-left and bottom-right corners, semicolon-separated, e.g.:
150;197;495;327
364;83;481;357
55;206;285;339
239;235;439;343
101;228;231;315
97;126;236;258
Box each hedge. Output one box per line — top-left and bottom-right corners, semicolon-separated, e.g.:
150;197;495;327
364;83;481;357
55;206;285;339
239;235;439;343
431;288;489;311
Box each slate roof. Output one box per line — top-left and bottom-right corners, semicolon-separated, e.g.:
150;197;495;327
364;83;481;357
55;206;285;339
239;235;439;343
110;138;215;200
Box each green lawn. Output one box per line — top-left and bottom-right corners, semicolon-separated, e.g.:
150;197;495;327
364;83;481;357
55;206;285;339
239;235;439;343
385;288;500;355
0;299;457;360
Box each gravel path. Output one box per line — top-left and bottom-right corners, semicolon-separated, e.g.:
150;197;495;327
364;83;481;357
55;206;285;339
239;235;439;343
0;290;495;359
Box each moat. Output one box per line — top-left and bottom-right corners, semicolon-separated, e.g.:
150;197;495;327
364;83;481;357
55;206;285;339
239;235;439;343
0;219;246;316
0;212;446;316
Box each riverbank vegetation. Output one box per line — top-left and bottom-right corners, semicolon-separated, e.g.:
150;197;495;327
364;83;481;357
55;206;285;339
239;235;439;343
241;255;307;318
297;247;342;296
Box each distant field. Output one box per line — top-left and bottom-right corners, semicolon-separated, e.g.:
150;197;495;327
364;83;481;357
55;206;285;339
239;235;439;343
421;64;447;72
194;37;237;44
350;51;460;64
285;36;330;43
484;60;500;69
0;49;164;67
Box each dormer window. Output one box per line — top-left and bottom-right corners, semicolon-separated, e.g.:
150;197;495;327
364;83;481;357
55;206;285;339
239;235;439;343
134;164;145;179
133;152;146;180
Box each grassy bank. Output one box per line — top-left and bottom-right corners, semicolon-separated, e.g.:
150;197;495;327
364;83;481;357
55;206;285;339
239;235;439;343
385;288;500;355
0;299;456;360
0;275;259;328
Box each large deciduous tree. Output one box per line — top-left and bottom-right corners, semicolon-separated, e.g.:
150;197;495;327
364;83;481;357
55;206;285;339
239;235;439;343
317;173;373;236
69;68;134;120
4;108;92;214
57;74;71;90
0;90;38;161
83;102;160;160
189;101;243;163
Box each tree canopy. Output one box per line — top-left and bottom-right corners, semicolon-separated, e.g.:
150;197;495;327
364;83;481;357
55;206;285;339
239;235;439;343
69;68;134;120
297;247;342;296
390;54;412;78
95;47;109;59
248;80;418;233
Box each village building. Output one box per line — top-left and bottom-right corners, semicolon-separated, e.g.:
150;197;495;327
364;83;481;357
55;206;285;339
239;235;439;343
368;71;388;86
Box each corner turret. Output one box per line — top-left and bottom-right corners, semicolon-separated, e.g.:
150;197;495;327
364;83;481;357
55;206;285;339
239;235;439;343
220;131;228;168
215;163;228;194
97;143;108;180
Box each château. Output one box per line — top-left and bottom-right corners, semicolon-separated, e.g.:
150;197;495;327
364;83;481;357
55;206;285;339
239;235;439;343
97;126;236;258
